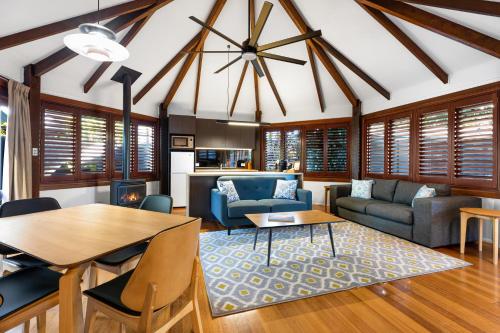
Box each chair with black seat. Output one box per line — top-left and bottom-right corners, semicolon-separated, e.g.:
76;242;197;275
0;266;62;333
0;197;61;274
88;195;174;288
84;219;202;333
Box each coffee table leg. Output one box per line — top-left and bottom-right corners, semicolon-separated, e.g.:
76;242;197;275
327;223;336;257
310;225;313;243
267;228;273;267
253;227;259;250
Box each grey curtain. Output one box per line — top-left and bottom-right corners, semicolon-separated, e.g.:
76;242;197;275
5;80;32;200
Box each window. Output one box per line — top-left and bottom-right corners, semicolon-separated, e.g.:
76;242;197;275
366;121;385;175
305;127;324;173
284;129;301;167
388;116;410;176
327;127;348;172
41;103;159;188
263;129;282;171
0;105;8;192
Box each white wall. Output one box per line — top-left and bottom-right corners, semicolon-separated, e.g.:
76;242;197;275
40;181;160;208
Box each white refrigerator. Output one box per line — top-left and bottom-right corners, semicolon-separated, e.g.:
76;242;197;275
170;151;195;207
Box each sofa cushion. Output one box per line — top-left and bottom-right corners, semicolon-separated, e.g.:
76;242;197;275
218;176;286;200
393;181;422;205
258;199;307;212
371;179;399;202
227;200;270;218
336;197;390;214
426;183;451;197
366;203;414;225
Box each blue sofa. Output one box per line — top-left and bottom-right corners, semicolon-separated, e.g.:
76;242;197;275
211;176;312;234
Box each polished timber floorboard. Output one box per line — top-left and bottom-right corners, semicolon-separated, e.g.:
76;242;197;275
13;206;500;333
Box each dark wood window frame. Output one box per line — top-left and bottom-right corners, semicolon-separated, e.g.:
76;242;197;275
362;82;500;197
261;118;351;182
40;100;159;190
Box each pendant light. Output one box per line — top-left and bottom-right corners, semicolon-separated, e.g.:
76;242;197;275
63;0;129;62
216;45;269;127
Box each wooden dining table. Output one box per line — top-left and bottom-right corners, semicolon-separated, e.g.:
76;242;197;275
0;203;198;333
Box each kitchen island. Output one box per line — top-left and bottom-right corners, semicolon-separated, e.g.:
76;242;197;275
186;171;303;221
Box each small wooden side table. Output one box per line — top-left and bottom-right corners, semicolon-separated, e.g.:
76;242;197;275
460;207;499;265
324;186;330;212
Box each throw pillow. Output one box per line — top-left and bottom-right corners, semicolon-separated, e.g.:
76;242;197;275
217;180;240;203
273;179;298;200
350;179;373;199
412;185;436;207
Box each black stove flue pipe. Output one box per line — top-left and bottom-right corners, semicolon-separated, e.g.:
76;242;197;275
111;66;142;180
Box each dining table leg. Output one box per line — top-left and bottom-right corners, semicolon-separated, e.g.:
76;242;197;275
59;264;89;333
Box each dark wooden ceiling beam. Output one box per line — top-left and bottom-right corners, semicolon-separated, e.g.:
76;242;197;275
259;57;286;116
358;0;500;58
230;61;249;117
32;2;173;77
306;44;325;112
162;0;227;111
279;0;384;101
193;47;204;114
250;0;261;122
359;3;448;83
397;0;500;17
0;0;160;51
83;16;151;93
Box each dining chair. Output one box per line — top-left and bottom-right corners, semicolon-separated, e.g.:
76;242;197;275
84;219;202;333
88;195;173;288
0;266;62;333
0;198;61;274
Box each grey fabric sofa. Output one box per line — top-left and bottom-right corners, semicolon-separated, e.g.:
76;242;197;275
329;179;480;248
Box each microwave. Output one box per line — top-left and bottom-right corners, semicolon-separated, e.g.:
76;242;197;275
171;135;194;149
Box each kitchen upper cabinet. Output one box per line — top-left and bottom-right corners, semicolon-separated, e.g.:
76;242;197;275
196;118;255;149
169;115;196;135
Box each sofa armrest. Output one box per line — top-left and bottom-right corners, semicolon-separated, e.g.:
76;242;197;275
296;189;312;210
211;189;228;224
329;184;352;215
413;196;481;247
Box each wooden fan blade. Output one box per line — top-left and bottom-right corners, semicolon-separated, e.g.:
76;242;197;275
248;1;273;47
184;50;241;54
189;16;242;49
214;56;243;73
251;59;265;77
257;52;306;65
257;30;322;52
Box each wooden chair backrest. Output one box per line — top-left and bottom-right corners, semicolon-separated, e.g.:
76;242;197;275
121;219;201;312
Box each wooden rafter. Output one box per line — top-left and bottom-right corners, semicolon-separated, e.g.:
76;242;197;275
230;61;249;117
279;0;390;101
397;0;500;17
133;34;200;104
259;57;286;116
359;3;448;83
278;0;358;105
250;0;261;121
306;44;325;112
358;0;500;58
84;16;151;93
193;47;204;114
32;2;173;77
0;0;160;51
162;0;227;111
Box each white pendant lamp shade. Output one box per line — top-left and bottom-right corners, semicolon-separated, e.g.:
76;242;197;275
64;23;129;62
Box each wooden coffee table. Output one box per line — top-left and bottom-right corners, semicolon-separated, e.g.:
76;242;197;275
245;210;345;266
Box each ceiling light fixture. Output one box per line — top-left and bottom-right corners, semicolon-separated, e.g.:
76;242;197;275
63;0;129;62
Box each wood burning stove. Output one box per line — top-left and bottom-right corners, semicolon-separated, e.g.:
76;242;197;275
110;66;145;207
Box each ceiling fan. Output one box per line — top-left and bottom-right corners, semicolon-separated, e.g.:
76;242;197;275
188;0;322;77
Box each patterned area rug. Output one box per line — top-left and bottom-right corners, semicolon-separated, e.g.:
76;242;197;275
199;222;470;316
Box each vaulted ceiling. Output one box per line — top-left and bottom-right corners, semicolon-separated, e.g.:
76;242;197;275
0;0;498;122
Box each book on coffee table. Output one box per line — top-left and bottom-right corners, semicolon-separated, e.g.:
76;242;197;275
268;214;295;222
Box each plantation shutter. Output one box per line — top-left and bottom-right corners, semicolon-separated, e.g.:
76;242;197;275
305;128;324;172
388;117;410;176
366;122;385;174
264;129;282;170
114;120;124;173
327;127;348;173
284;129;301;166
418;110;449;179
137;124;155;173
80;115;107;174
454;101;495;180
43;109;76;179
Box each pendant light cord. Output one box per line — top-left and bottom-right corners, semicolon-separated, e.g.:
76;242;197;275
97;0;100;24
226;45;230;120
